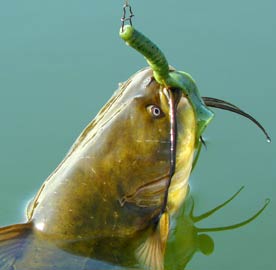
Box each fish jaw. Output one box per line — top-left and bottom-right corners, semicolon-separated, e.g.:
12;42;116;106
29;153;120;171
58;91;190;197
168;94;196;214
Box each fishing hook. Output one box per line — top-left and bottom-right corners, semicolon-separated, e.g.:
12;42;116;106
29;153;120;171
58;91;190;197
121;0;134;31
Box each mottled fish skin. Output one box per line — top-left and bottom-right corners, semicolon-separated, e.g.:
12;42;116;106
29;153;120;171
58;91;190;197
0;67;196;269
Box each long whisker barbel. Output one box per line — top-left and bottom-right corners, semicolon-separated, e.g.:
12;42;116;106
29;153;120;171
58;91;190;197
203;97;271;142
121;1;134;31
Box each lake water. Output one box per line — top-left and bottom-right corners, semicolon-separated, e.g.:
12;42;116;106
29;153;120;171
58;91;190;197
0;1;275;269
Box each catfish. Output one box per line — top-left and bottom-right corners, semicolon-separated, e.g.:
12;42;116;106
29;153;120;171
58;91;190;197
0;68;197;270
0;5;270;270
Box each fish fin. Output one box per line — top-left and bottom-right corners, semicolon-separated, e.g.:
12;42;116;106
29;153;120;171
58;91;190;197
0;222;32;269
135;213;170;270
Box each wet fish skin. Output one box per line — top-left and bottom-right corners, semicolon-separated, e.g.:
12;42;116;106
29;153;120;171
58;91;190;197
0;67;196;270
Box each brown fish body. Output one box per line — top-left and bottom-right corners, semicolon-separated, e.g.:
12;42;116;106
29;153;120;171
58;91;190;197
0;67;196;269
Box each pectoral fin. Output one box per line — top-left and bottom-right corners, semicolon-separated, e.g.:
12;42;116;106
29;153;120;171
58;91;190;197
0;222;32;269
135;212;169;270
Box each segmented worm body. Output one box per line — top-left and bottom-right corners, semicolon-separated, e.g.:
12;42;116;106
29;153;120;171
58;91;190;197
120;25;169;85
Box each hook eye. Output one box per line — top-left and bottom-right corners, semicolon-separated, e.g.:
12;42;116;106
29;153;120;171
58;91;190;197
146;105;164;119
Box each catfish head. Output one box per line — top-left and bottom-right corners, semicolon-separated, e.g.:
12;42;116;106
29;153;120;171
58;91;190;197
0;65;198;270
0;67;198;269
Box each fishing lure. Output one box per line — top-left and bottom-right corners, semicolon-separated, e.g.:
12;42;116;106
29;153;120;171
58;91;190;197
120;24;214;143
119;2;270;179
119;3;270;143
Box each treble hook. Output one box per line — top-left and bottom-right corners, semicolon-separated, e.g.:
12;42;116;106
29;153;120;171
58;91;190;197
121;0;134;31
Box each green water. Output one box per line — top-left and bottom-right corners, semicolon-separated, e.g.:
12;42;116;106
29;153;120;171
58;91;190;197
0;0;275;269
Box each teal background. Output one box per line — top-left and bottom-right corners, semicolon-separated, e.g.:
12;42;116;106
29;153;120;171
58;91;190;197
0;0;275;269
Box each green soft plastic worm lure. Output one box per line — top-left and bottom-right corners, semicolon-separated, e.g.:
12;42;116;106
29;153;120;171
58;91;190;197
120;25;214;143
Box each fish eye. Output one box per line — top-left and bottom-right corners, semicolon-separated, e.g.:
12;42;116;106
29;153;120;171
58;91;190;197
146;105;164;119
